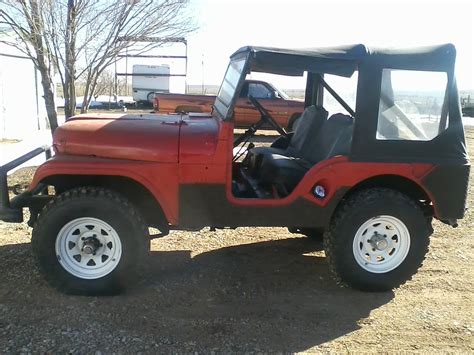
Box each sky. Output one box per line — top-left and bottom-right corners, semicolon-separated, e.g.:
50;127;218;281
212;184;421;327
175;0;473;91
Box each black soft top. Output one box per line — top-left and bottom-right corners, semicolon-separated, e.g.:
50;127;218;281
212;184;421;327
231;44;456;77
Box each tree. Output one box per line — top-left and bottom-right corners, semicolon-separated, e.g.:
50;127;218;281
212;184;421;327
90;70;116;99
0;0;195;134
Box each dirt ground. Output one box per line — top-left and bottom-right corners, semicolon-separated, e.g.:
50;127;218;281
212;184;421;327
0;130;473;353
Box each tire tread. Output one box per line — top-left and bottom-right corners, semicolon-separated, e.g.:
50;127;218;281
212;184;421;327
32;186;149;295
323;188;431;291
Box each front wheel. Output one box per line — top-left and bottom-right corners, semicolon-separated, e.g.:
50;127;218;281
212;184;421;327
324;188;432;291
32;187;149;295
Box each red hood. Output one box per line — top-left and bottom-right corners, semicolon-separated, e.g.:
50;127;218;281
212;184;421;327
54;113;183;163
53;112;221;163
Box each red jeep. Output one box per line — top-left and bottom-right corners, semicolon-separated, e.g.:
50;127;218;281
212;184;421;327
0;44;469;295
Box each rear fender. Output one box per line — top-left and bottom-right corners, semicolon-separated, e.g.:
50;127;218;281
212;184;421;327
294;157;436;216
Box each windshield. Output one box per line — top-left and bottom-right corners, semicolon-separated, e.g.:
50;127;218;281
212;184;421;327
214;58;246;119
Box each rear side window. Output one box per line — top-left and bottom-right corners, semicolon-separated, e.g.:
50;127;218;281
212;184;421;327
377;69;448;141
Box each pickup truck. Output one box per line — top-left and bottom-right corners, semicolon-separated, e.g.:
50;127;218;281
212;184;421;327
154;80;304;130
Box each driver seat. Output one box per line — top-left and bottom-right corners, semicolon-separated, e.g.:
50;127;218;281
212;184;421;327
246;105;329;175
246;106;355;195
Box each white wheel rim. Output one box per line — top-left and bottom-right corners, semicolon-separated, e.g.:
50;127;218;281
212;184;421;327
352;215;410;274
55;217;122;280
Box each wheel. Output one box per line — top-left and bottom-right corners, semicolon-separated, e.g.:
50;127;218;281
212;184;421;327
32;187;149;295
324;188;432;291
147;92;155;103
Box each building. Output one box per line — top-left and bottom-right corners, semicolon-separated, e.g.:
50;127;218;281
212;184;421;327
0;42;49;140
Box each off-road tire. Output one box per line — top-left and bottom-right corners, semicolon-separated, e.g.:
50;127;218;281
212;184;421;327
32;187;149;295
323;188;432;291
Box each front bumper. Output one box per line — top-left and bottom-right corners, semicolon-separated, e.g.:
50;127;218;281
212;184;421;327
0;146;52;223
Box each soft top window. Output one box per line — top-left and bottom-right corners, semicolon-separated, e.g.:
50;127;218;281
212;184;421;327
377;69;448;141
323;73;358;117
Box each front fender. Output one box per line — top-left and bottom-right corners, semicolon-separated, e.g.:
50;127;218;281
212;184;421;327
30;154;179;225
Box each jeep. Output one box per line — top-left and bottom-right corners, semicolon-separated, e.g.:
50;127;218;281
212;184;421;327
0;44;469;295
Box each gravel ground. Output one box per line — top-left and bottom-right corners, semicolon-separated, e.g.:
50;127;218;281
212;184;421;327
0;129;473;353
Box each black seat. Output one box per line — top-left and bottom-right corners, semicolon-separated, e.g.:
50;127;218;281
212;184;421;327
250;111;354;194
247;105;328;174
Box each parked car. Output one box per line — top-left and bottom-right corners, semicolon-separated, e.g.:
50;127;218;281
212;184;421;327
154;80;304;130
0;44;469;295
75;95;135;110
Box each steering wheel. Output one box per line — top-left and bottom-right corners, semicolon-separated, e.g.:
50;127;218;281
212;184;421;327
248;95;288;137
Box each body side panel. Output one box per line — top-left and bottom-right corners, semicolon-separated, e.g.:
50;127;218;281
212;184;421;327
178;141;438;228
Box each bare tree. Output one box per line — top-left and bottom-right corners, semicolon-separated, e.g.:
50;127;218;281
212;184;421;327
91;70;115;99
0;0;195;133
76;1;195;114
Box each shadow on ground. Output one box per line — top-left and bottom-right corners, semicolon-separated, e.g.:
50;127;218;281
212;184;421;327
0;237;394;352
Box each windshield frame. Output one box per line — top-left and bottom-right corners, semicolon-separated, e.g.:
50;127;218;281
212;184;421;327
214;52;250;121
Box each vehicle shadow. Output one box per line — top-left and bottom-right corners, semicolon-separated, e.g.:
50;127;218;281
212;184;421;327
137;236;394;351
0;237;394;352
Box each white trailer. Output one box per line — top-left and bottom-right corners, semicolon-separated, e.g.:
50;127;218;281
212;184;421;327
132;64;170;104
0;47;50;140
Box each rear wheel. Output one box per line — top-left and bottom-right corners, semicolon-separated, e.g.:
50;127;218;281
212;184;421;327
324;188;432;291
32;187;149;295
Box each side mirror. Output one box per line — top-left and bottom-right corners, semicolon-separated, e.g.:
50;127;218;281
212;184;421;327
274;91;280;99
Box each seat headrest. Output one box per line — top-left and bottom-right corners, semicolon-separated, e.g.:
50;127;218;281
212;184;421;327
314;113;354;161
290;105;328;154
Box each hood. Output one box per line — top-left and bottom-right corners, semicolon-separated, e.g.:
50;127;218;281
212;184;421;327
54;113;182;163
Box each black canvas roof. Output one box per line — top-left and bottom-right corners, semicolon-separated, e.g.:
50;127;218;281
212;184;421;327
231;44;456;77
